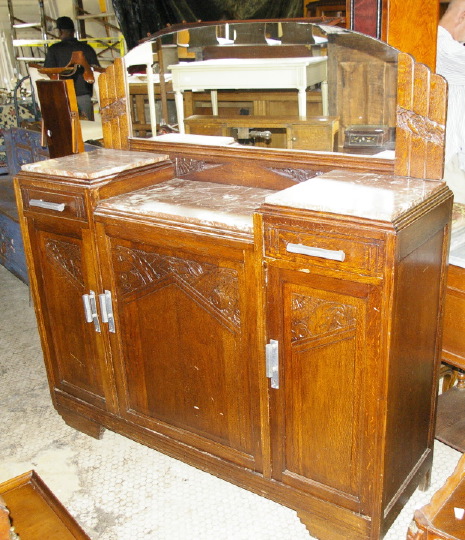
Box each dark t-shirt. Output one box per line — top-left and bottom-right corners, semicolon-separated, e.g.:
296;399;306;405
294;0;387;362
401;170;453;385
44;38;100;96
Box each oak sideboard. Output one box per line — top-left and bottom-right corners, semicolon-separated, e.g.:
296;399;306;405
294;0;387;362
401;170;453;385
14;146;452;540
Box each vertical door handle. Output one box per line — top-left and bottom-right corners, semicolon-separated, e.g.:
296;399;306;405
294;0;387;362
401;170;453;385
266;339;279;389
82;291;101;332
99;290;116;333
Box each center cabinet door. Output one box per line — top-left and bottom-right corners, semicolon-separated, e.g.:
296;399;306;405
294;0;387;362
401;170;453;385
96;221;264;472
266;265;381;514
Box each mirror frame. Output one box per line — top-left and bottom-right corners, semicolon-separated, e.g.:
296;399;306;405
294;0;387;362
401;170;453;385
98;19;446;182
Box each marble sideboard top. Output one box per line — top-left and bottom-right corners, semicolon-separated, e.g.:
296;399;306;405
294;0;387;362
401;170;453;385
96;177;276;233
264;170;448;223
20;148;169;179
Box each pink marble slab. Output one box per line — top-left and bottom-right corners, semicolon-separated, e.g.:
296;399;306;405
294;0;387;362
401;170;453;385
21;148;169;179
97;177;276;233
264;170;448;222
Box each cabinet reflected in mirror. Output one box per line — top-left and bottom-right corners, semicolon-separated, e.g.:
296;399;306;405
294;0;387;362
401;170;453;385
124;21;398;157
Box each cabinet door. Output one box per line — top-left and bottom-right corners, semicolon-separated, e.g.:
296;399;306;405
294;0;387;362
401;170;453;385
267;265;379;513
26;217;111;410
100;232;264;471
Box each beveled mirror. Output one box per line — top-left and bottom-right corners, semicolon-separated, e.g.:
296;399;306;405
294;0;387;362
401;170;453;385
123;20;399;157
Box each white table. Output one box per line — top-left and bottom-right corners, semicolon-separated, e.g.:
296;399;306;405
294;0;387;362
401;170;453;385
168;56;328;134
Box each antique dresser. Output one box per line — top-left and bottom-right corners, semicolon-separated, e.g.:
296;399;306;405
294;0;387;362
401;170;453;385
14;19;452;540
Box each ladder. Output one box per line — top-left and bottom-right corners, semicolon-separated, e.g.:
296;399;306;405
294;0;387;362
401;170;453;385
7;0;58;77
72;0;124;63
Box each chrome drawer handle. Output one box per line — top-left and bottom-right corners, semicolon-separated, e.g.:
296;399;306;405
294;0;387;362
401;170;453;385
29;199;66;212
286;243;346;262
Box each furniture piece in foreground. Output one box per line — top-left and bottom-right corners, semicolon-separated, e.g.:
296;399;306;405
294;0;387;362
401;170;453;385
169;56;328;134
436;203;465;452
0;470;90;539
15;145;452;540
407;452;465;540
15;18;451;540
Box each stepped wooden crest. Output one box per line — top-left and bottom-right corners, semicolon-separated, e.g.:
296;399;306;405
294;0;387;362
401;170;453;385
99;57;130;150
395;52;447;180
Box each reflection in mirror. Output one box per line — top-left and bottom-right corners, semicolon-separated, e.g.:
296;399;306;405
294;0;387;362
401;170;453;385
125;21;398;157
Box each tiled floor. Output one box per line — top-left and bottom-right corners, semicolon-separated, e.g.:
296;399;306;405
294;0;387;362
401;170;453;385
0;263;462;539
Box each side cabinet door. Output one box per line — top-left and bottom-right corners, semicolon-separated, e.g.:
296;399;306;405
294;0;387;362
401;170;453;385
100;231;263;472
267;265;380;514
26;218;110;410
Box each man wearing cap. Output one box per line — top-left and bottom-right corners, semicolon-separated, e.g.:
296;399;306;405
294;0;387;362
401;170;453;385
43;16;100;120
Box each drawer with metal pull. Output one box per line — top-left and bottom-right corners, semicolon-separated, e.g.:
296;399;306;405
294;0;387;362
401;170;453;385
263;221;385;277
20;187;87;221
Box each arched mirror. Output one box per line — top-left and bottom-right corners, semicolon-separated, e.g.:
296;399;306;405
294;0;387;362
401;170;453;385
124;20;399;157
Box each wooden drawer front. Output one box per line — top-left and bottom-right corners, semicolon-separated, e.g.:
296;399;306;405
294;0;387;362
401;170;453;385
21;187;86;221
264;223;384;276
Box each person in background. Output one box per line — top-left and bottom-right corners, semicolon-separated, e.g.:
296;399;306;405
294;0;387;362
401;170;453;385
43;16;100;120
436;0;465;204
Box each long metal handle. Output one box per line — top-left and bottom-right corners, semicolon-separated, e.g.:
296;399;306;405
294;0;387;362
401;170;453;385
266;339;279;389
82;291;101;332
29;199;66;212
99;290;116;333
286;243;345;262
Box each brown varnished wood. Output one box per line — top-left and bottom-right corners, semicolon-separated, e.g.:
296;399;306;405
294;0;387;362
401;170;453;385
395;53;446;181
99;57;129;150
14;17;454;540
436;387;465;453
96;24;447;185
442;264;465;372
259;184;452;539
15;155;452;540
14;159;173;437
437;261;465;452
0;471;90;539
125;54;446;185
381;0;439;70
36;79;84;159
426;73;448;180
408;452;465;539
348;0;439;70
130;137;395;191
94;217;265;472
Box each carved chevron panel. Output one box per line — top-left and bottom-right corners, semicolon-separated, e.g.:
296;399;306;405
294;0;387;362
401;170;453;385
291;293;356;343
114;245;241;330
44;238;84;289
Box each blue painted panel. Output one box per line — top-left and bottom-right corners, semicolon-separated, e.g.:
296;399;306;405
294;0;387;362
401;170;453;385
0;212;28;284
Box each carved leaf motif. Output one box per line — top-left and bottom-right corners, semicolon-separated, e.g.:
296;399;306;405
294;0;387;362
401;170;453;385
114;245;241;329
44;239;84;288
174;157;221;176
100;97;127;122
267;167;323;183
291;293;356;343
396;105;445;146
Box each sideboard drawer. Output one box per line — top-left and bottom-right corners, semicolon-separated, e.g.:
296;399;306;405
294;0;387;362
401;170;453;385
263;222;385;277
20;187;87;221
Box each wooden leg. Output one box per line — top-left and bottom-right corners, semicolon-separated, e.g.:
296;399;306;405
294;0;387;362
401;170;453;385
457;370;465;390
439;363;457;393
297;509;356;540
418;467;432;491
58;407;104;439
